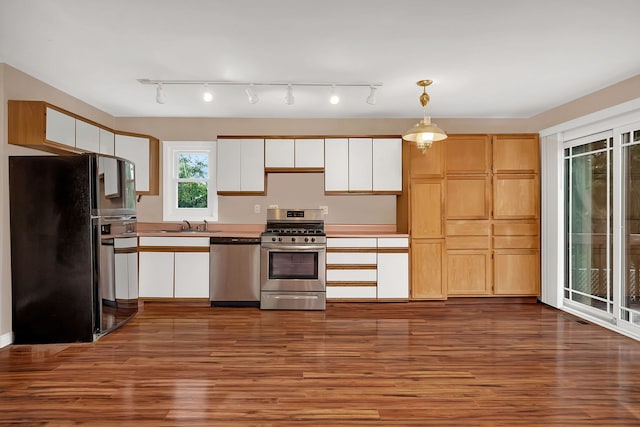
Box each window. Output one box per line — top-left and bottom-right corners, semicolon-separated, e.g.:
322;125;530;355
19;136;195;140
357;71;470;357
163;141;217;221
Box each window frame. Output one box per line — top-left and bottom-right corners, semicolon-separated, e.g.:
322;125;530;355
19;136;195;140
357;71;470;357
162;141;218;222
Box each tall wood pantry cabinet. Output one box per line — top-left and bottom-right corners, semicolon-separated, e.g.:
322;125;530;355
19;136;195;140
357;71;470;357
406;134;540;299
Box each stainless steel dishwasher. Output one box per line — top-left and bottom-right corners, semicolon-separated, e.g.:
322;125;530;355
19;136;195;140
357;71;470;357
209;236;261;307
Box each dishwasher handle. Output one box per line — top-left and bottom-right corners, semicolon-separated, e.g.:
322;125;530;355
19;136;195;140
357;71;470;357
210;237;261;245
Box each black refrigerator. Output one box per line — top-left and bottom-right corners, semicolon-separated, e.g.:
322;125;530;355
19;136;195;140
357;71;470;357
9;154;139;344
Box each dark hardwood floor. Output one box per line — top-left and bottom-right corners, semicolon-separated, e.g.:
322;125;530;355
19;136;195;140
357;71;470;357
1;301;639;426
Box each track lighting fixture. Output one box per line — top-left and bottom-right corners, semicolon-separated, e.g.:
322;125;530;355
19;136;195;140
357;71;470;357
139;79;382;106
245;84;259;104
202;84;213;103
155;83;166;104
285;84;295;105
366;86;377;105
329;85;340;105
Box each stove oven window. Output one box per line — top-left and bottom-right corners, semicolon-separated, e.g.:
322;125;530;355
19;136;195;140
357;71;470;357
269;252;318;280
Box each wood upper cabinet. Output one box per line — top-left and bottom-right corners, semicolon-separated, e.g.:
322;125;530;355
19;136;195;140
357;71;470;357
493;134;539;174
446;176;491;219
411;180;443;238
493;174;539;220
411;139;445;178
446;135;491;175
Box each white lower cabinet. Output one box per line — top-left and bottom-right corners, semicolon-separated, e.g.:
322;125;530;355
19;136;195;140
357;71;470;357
138;237;210;299
377;253;409;299
174;252;210;298
326;237;408;301
139;252;174;298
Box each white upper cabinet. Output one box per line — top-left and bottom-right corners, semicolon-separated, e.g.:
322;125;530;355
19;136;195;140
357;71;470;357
75;120;100;152
45;107;75;147
348;138;373;191
217;139;242;192
99;129;115;155
217;138;265;193
265;139;294;168
373;138;402;192
324;138;349;192
295;138;324;168
265;138;325;169
115;134;150;192
240;139;265;192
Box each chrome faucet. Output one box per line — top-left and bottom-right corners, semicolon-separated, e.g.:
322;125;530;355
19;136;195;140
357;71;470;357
181;220;192;230
202;219;208;232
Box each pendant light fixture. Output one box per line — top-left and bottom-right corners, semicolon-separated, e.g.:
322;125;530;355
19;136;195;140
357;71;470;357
402;80;447;154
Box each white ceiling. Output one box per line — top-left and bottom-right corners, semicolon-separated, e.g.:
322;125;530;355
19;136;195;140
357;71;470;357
1;0;639;119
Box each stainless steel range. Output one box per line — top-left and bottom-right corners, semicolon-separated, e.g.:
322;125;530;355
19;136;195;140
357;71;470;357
260;208;326;310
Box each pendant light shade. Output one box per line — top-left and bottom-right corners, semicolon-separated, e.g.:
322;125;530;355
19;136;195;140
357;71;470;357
402;80;447;154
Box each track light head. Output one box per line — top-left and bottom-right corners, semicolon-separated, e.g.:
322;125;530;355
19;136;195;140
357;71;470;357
155;83;166;104
329;85;340;105
285;84;295;105
202;84;213;103
245;84;259;104
366;86;377;105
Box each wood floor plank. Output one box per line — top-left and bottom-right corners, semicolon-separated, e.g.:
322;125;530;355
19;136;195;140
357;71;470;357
1;301;639;426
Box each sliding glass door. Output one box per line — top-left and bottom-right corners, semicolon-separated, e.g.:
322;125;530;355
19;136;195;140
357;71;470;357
621;128;640;327
564;135;613;316
564;124;640;334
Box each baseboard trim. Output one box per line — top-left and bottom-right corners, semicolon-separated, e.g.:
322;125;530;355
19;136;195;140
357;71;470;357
0;331;13;348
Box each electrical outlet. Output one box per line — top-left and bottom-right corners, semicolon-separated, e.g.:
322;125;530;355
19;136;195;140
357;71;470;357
254;204;261;214
320;205;329;215
268;204;278;209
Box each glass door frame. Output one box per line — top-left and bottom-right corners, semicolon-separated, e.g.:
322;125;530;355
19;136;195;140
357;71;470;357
563;130;615;322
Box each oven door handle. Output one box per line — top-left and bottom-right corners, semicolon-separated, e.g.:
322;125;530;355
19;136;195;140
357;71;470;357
262;245;326;252
272;295;320;300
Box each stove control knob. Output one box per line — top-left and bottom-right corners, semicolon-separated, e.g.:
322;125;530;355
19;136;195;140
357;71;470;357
311;237;316;243
304;237;309;242
278;237;283;242
291;237;296;242
272;237;276;242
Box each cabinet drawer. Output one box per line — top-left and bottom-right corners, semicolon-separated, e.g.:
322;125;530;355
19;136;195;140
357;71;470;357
327;286;377;299
493;222;538;236
377;237;409;248
493;236;539;249
327;238;377;248
326;269;377;282
446;220;490;236
139;236;210;247
446;235;489;250
327;252;377;265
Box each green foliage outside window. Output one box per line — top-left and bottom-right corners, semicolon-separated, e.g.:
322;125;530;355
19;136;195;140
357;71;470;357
177;154;208;208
